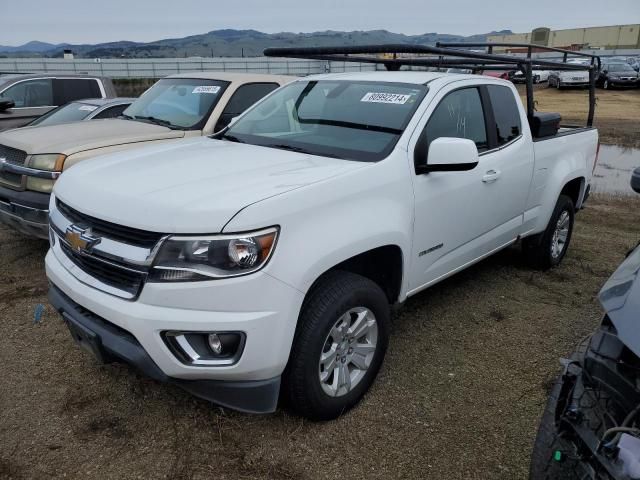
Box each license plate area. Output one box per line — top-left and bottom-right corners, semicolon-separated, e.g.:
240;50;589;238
63;312;108;364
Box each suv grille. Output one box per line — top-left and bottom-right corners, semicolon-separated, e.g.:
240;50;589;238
60;241;146;296
56;199;164;248
0;145;27;188
0;145;27;166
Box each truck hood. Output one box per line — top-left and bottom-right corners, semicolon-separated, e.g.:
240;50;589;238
0;119;185;156
599;243;640;357
54;137;366;233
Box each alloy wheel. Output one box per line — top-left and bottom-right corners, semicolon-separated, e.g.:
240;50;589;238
318;307;378;397
551;210;571;259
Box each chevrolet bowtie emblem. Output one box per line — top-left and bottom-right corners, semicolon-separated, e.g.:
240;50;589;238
65;225;101;253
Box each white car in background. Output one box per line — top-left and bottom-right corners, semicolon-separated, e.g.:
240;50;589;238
511;69;550;84
548;59;590;89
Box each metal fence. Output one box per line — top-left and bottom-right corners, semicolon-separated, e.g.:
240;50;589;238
0;57;377;78
1;48;638;79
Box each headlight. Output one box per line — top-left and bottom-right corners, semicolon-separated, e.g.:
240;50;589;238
26;177;55;193
28;154;66;171
150;227;279;281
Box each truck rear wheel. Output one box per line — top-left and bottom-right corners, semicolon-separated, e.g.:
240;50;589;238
523;195;575;270
284;271;390;420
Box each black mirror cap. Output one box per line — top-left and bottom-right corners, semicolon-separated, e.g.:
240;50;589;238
632;167;640;194
0;99;15;112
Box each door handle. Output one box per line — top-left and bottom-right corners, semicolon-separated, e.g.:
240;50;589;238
482;169;501;183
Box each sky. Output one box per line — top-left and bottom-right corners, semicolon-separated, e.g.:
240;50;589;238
3;0;640;46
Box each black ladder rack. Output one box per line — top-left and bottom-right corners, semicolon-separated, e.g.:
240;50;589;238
263;43;600;127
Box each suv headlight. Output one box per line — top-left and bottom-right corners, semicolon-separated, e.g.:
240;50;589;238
150;227;279;281
28;153;66;171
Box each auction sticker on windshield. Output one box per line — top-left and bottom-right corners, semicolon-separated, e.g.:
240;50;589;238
361;92;411;104
192;86;221;94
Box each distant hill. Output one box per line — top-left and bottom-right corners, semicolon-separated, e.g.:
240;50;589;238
0;40;62;53
0;29;513;58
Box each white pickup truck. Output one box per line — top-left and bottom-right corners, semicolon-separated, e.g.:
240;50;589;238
45;47;600;420
0;72;293;238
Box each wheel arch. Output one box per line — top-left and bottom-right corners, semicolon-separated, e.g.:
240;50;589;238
560;176;586;210
304;245;405;306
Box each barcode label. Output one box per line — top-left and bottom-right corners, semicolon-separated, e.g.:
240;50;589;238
361;92;411;104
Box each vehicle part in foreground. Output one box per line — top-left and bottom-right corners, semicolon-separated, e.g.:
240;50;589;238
47;44;599;419
530;168;640;479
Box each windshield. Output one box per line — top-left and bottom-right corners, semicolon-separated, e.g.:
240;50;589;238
223;80;427;162
607;63;635;73
29;102;96;126
123;78;229;129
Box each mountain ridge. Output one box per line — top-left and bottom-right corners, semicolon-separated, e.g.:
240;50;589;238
0;28;514;58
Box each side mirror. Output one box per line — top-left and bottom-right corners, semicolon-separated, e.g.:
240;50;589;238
632;167;640;194
0;99;15;112
417;137;479;174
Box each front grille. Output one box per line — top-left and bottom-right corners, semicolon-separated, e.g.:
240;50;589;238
0;170;22;188
0;145;27;166
60;241;146;296
56;199;164;248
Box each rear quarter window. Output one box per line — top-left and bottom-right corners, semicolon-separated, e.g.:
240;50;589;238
92;104;129;119
53;79;102;105
486;85;522;146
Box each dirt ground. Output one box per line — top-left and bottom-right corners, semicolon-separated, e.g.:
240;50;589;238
516;84;640;148
2;194;640;480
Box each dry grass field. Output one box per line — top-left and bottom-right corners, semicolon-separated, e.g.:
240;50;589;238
2;196;639;480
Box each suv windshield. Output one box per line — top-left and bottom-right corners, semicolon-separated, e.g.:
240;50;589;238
29;102;96;126
123;78;229;129
223;80;427;162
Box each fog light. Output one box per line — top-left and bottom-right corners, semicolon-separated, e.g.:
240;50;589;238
208;333;223;355
163;331;245;366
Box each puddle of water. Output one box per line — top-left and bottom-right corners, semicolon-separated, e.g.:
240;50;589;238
592;145;640;196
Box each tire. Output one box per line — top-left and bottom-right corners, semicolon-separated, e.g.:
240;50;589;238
529;338;615;480
523;195;575;270
283;271;390;420
534;75;540;84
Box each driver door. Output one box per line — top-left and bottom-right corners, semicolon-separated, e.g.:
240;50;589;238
408;84;531;292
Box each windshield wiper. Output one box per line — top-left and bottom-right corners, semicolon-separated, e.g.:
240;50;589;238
268;143;342;159
134;115;183;130
269;144;314;154
120;113;134;120
221;133;246;144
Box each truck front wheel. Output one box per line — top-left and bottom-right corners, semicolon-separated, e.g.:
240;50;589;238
284;271;390;420
523;195;575;270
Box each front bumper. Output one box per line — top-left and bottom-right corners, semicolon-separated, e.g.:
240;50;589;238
0;185;49;238
45;245;306;411
559;80;589;87
609;78;639;87
48;285;281;413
